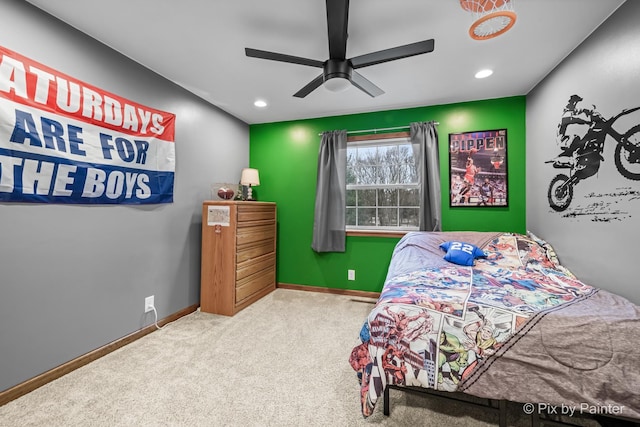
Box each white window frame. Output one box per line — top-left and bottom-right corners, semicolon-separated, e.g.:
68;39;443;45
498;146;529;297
346;133;420;232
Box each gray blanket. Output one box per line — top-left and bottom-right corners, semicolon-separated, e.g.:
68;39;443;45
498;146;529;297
460;288;640;420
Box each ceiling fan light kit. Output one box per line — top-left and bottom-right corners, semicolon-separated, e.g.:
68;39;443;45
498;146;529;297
245;0;435;98
324;77;351;93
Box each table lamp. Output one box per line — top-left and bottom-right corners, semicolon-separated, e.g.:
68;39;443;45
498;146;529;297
240;168;260;201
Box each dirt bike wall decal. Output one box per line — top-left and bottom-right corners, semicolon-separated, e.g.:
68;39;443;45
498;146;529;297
546;94;640;219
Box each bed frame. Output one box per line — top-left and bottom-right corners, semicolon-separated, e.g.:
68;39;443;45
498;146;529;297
383;385;507;426
383;386;640;427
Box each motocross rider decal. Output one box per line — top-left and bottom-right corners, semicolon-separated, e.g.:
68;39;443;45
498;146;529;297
546;94;640;221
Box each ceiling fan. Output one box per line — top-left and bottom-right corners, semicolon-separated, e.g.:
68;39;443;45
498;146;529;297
245;0;435;98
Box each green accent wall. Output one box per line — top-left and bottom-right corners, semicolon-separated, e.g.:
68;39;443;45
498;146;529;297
250;96;525;293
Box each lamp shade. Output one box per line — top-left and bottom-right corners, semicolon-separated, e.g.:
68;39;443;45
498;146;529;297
240;168;260;186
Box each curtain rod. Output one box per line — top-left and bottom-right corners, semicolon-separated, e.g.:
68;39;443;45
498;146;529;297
318;122;439;136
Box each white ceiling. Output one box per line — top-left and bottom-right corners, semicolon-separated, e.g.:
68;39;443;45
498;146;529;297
25;0;625;125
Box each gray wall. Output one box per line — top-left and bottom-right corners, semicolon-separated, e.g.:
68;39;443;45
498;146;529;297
527;1;639;303
0;0;249;391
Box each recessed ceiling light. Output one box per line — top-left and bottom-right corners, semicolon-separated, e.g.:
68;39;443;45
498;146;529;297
475;69;493;79
254;99;267;108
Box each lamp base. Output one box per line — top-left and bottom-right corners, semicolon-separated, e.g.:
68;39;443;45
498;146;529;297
245;185;256;201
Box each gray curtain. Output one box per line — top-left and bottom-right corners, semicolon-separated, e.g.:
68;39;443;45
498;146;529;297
410;121;441;231
312;130;347;252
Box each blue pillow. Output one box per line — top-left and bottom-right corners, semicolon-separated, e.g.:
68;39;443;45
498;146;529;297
439;241;486;266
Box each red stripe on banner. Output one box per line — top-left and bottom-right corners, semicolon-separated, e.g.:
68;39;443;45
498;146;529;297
0;45;175;142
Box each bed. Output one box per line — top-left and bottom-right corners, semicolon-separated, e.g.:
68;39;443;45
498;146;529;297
349;231;640;425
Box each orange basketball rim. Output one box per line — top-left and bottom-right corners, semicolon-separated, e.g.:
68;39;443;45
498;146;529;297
460;0;517;41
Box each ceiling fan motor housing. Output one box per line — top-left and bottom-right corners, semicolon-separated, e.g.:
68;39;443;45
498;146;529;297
324;59;352;81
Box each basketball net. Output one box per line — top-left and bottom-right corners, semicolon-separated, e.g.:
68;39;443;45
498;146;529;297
459;0;517;40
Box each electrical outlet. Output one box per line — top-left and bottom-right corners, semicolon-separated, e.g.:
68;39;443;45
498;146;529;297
348;269;356;281
144;295;154;313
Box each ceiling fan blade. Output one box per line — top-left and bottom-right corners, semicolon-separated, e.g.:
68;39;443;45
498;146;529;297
293;74;325;98
245;48;324;68
326;0;349;59
350;39;435;69
351;71;384;97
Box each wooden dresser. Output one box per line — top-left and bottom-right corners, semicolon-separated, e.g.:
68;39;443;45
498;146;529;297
200;201;276;316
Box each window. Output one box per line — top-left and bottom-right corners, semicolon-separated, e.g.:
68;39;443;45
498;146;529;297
346;134;420;231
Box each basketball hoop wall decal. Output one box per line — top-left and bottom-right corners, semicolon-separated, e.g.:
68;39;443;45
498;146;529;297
460;0;517;40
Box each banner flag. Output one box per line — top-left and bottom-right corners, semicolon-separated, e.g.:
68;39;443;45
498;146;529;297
0;45;176;204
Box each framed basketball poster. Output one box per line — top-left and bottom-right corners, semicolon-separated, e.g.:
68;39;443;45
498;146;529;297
448;129;508;207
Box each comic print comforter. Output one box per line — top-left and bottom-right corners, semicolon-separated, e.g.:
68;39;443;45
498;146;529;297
349;231;640;420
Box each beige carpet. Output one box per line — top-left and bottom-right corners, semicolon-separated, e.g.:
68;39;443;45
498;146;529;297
0;289;554;426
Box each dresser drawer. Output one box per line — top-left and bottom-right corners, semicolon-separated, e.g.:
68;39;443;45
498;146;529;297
237;223;276;246
238;205;276;222
236;252;276;281
237;239;275;263
236;266;275;303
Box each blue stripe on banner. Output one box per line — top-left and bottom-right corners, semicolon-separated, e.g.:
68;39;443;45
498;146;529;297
0;148;174;205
